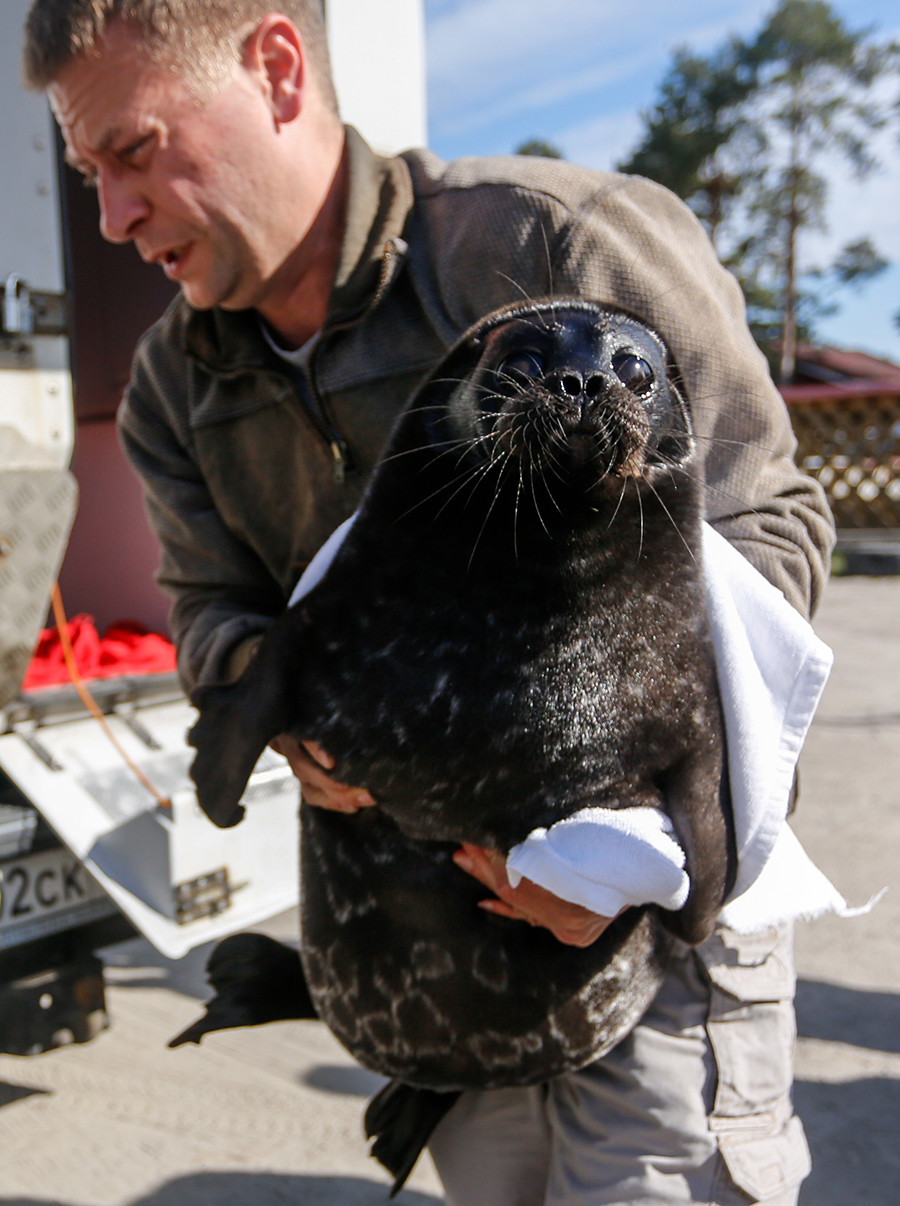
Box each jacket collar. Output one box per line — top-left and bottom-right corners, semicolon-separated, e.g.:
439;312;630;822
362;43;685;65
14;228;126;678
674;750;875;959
182;126;414;373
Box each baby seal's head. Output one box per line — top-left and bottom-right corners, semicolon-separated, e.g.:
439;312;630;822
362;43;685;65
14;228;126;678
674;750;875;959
442;301;693;495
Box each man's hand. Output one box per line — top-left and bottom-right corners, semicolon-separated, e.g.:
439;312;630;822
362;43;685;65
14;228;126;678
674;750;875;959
452;842;619;948
271;735;376;813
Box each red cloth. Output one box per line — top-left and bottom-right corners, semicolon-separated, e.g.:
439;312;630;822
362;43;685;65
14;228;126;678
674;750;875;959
23;615;177;690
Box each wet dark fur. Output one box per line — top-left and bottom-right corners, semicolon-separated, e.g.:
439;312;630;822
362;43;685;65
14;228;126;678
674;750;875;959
189;300;733;1092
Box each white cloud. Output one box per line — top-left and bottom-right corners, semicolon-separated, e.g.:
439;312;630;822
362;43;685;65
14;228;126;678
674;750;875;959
429;43;656;140
425;0;773;140
555;110;646;173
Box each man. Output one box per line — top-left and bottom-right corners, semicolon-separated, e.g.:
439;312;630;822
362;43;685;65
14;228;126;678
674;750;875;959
25;3;833;1202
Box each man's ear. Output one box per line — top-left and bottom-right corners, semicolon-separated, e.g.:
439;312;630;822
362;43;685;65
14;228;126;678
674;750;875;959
243;15;305;125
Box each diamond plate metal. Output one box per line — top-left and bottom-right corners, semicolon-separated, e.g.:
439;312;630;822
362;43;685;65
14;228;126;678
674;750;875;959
0;464;77;707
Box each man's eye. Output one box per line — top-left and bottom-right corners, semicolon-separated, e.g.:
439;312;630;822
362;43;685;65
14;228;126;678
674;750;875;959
119;133;154;164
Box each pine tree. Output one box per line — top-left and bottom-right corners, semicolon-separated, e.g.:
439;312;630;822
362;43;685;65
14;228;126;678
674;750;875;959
514;139;564;160
619;0;898;380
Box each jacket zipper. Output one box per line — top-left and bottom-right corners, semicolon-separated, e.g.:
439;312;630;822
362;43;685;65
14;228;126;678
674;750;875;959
302;382;349;486
304;237;409;485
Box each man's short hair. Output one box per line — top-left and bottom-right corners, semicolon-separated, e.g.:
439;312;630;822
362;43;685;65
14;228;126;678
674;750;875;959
23;0;339;112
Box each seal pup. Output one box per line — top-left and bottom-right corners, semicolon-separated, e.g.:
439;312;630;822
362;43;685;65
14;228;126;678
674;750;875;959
188;299;734;1094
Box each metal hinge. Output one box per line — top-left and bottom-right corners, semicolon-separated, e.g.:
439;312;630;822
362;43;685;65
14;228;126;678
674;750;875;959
2;275;68;337
174;868;235;925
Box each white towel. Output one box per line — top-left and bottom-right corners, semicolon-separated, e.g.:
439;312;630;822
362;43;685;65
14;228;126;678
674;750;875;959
505;805;689;915
700;525;833;900
719;823;884;932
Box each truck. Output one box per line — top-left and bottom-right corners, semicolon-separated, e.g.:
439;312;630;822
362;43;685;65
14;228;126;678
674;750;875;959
0;0;427;1055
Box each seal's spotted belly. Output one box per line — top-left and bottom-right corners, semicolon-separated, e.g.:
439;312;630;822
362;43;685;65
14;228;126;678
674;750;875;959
300;807;669;1088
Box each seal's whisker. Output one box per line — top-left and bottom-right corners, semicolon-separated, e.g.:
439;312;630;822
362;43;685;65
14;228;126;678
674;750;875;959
534;442;568;506
424;377;482;390
542;456;571;502
420;429;499;468
518;315;556;337
431;467;495;528
492;273;547;327
683;427;779;456
651;453;764;520
410;400;472;409
525;461;554;537
464;424;502;452
540;223;554;299
493;371;533;392
393;454;491;524
644;479;697;564
466;460;516;571
604;478;629;532
401;444;489;486
380;434;483;467
511;462;526;561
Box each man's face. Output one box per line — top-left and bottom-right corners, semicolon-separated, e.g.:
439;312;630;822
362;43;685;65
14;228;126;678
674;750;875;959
49;22;300;312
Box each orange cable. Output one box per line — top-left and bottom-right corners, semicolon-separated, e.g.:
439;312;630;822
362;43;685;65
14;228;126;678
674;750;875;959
49;583;172;811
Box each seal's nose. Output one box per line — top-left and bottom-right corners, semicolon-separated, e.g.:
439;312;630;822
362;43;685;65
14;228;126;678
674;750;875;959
547;370;608;400
550;370;583;397
546;371;610;434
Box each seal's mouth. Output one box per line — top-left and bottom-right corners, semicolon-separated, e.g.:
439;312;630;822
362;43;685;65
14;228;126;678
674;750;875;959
563;430;598;473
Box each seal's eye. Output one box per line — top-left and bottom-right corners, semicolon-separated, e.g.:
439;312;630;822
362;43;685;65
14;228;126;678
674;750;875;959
497;349;544;383
612;352;654;395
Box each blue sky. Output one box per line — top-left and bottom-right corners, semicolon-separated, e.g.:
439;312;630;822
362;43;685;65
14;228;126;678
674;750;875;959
422;0;900;362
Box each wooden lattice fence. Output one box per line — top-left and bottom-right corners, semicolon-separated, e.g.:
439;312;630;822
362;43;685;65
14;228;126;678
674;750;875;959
784;383;900;532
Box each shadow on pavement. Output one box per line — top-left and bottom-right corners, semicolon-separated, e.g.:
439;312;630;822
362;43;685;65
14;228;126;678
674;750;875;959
0;1081;51;1108
100;910;304;1002
101;933;217;1000
796;1076;900;1206
795;978;900;1206
796;977;900;1054
302;1061;387;1098
0;1171;442;1205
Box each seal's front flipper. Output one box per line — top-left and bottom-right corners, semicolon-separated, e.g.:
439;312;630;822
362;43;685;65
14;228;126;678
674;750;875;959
189;643;295;827
168;933;317;1048
364;1081;461;1197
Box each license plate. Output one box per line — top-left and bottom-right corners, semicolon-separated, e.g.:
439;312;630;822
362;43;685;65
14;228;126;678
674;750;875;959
0;846;111;945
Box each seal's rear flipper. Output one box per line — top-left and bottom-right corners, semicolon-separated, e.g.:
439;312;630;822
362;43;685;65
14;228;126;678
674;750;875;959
365;1082;461;1197
168;933;317;1048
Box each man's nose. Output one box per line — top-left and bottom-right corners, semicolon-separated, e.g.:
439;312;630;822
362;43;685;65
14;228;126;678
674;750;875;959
97;170;150;244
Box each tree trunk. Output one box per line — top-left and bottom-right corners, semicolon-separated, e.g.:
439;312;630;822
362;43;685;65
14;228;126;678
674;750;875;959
779;97;802;385
779;193;798;384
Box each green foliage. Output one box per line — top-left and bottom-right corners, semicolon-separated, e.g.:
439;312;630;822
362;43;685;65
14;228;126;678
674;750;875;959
618;0;899;379
829;239;890;287
514;138;564;159
618;41;759;248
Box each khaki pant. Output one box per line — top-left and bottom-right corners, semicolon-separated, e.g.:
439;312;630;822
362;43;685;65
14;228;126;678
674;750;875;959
429;925;810;1205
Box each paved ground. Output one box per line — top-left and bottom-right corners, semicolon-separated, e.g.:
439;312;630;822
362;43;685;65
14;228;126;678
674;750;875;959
0;572;897;1205
789;574;900;1206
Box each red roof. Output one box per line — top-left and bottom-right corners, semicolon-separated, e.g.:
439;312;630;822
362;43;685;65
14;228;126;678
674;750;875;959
792;343;900;386
780;343;900;402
